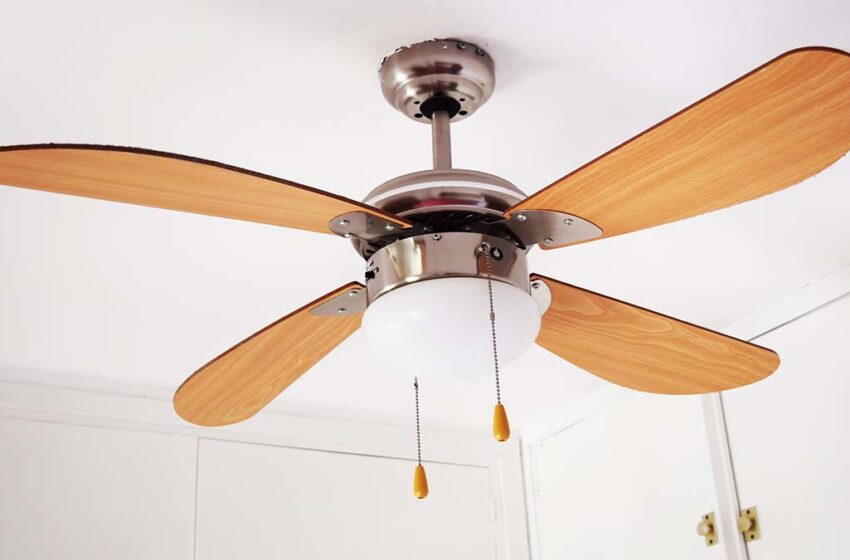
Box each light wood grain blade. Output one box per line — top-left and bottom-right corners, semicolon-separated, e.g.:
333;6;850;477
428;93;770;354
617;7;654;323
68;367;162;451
532;274;779;394
511;47;850;246
173;283;364;426
0;144;410;234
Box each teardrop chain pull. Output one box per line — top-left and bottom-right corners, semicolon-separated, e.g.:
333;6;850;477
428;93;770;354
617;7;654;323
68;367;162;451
481;246;511;442
413;377;429;499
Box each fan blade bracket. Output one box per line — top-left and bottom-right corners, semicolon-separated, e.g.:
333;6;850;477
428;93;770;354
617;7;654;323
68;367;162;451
309;285;368;316
529;276;552;314
498;210;602;248
329;211;411;241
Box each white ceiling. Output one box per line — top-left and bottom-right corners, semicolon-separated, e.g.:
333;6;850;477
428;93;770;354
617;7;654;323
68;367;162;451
1;0;848;433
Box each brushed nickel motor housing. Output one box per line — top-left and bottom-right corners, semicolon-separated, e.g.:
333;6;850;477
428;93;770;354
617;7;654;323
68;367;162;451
351;169;530;259
364;232;529;304
343;167;602;259
363;168;527;218
379;38;496;123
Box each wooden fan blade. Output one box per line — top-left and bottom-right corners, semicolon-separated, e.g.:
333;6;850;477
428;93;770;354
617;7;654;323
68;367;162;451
510;47;850;246
0;144;409;234
173;282;364;426
532;274;779;394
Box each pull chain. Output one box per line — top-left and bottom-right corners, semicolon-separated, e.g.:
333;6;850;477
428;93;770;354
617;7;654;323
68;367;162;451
412;377;429;499
483;250;502;405
414;377;422;464
481;246;511;442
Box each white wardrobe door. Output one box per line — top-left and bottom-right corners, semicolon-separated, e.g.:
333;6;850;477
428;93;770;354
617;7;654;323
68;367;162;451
0;418;197;560
531;394;718;559
723;295;850;559
195;438;496;560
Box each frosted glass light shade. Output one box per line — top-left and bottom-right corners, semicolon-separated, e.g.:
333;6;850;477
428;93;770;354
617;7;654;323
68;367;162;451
361;277;541;380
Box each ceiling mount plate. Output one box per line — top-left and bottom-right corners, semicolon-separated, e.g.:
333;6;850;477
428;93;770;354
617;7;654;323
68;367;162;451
379;38;495;123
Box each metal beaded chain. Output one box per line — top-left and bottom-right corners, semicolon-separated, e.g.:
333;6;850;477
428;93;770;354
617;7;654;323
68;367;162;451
414;377;422;465
481;247;502;405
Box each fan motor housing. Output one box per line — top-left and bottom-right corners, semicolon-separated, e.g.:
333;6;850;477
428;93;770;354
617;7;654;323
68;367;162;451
349;168;530;259
364;231;529;304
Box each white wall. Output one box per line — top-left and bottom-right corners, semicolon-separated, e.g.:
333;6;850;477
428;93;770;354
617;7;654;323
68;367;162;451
0;381;529;560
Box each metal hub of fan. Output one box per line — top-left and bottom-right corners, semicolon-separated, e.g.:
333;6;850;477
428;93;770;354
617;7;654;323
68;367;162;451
0;42;846;427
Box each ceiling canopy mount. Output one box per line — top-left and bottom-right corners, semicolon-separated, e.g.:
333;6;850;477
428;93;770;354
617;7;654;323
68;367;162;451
379;38;496;123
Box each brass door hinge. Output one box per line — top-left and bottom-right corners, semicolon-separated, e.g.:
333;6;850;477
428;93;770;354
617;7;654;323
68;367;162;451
738;506;761;542
696;511;718;547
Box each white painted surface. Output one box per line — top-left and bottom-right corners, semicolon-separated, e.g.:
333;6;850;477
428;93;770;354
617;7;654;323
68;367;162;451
529;394;719;559
0;417;197;560
196;439;496;559
0;379;529;559
722;295;850;559
1;1;848;432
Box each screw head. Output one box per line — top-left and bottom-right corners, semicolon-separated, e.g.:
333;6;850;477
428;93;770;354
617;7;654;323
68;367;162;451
347;290;359;298
543;237;554;246
336;307;347;314
343;232;353;239
515;213;528;222
563;218;574;226
339;218;350;226
384;223;395;231
531;282;540;290
457;41;467;50
432;233;442;241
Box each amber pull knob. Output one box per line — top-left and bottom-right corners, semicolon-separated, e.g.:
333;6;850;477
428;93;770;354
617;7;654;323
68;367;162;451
413;463;429;499
697;520;713;537
738;515;753;532
493;403;511;442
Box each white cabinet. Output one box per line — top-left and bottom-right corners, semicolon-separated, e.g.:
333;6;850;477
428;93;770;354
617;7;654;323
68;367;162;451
529;393;718;559
722;295;850;559
0;384;523;560
195;438;497;560
0;418;197;560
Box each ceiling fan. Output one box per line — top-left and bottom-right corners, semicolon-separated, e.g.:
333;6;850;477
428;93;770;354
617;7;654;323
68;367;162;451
1;39;849;432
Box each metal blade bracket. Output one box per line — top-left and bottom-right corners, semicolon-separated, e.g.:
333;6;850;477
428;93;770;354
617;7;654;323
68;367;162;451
329;211;409;241
501;210;602;248
530;276;552;314
309;284;367;316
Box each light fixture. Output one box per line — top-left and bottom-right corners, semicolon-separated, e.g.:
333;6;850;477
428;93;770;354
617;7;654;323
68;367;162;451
361;276;541;379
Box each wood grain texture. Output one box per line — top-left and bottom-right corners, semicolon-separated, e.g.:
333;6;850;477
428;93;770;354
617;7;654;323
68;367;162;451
511;47;850;246
0;144;410;234
173;283;364;426
532;274;779;394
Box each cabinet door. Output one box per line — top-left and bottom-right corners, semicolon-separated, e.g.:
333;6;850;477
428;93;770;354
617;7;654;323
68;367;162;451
195;439;497;560
722;295;850;559
0;418;197;560
530;393;719;559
